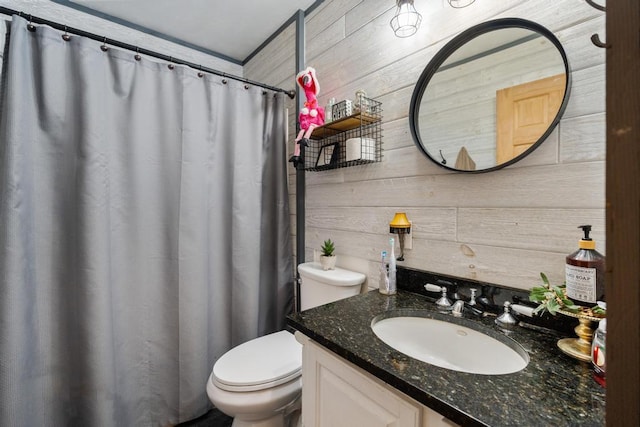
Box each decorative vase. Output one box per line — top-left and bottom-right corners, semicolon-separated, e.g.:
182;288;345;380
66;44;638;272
320;255;337;270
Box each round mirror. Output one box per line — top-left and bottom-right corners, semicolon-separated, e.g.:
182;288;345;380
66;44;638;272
409;18;571;173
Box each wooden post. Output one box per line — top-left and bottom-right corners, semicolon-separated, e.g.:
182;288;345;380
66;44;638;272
606;0;640;425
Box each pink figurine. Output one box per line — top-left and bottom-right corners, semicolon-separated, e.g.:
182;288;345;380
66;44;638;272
289;67;325;167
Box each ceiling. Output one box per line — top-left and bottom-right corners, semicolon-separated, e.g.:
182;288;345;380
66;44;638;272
55;0;318;64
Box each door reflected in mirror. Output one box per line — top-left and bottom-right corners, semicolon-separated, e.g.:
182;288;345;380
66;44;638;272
410;19;571;173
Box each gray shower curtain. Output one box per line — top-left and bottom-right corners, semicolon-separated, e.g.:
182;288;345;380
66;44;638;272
0;16;293;426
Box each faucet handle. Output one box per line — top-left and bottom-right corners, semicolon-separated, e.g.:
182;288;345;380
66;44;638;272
435;287;452;310
424;283;442;293
469;288;477;306
495;301;518;327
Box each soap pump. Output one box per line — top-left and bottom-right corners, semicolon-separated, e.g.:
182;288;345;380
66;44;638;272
565;225;605;306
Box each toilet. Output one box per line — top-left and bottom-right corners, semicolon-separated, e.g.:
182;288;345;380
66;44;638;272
206;261;366;427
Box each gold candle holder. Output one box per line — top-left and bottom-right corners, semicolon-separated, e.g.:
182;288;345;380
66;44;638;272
556;309;603;362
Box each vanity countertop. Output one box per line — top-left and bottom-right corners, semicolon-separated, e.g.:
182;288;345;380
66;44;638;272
286;290;605;427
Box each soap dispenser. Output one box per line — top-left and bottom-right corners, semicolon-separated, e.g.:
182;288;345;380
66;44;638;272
565;225;605;306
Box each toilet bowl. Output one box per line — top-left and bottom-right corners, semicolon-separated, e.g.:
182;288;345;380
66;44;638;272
206;331;302;427
206;262;366;427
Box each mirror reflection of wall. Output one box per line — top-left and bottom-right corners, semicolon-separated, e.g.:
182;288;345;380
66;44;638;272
411;19;570;173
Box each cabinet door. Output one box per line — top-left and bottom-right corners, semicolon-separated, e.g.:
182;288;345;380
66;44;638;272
300;336;421;427
422;406;460;427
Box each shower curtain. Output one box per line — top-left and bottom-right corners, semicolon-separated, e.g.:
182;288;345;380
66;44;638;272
0;16;293;426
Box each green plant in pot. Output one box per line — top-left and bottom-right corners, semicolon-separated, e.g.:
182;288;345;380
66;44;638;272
320;239;337;271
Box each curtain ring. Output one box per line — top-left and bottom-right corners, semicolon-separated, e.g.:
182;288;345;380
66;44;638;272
134;47;141;61
100;37;109;52
244;85;250;90
197;65;204;78
168;57;175;70
61;26;71;41
222;79;228;84
27;15;36;32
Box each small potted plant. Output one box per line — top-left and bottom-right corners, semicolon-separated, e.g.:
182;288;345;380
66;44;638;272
320;239;337;270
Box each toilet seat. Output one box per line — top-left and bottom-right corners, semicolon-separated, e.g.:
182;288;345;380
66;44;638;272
212;330;302;392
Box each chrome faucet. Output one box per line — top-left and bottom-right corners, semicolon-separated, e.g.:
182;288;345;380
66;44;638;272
451;300;465;317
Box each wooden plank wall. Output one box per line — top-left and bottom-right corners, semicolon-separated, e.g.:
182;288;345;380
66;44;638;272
245;0;606;292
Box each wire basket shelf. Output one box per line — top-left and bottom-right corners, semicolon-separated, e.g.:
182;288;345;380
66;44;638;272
303;97;382;172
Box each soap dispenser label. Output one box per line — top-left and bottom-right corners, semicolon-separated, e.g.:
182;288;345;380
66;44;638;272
565;265;597;303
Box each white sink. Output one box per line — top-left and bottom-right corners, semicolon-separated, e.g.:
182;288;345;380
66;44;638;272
371;315;529;375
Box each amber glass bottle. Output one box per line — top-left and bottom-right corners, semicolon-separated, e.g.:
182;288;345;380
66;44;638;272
565;225;605;306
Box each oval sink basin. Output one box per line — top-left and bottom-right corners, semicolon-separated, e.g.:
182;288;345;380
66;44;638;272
371;315;529;375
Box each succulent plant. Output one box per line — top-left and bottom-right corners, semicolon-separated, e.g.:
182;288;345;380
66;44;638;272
321;239;335;257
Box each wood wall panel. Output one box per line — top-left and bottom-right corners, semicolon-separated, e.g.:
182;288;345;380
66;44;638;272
558;16;606;72
244;22;296;87
457;208;606;253
246;0;607;293
306;162;605;209
559;113;606;163
562;64;606;119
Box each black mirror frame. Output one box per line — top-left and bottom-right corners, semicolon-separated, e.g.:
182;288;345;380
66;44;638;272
409;18;572;173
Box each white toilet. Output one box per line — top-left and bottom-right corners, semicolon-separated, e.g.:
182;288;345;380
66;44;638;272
206;261;366;427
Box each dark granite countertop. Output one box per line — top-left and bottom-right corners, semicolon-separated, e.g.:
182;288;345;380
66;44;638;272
287;290;605;427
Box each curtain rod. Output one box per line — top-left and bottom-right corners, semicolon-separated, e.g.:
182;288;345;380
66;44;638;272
0;6;296;99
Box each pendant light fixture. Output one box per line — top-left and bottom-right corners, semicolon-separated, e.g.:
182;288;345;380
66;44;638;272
447;0;476;8
390;0;422;38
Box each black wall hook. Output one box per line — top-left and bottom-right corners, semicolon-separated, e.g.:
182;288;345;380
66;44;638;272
591;34;610;49
585;0;608;48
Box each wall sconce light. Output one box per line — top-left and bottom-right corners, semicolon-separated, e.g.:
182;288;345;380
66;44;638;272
389;212;411;261
447;0;476;8
390;0;422;38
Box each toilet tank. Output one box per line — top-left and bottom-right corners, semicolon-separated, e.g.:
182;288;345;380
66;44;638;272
298;262;366;311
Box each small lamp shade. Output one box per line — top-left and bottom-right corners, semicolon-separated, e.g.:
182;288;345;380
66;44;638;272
390;0;422;38
389;213;411;261
390;212;411;234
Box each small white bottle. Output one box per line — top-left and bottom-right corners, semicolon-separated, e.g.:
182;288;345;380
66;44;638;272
388;238;397;295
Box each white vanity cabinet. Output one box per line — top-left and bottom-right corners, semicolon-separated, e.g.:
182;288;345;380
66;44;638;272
297;333;460;427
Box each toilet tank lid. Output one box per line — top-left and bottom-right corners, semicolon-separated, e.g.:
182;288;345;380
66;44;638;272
298;262;366;286
213;331;302;390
